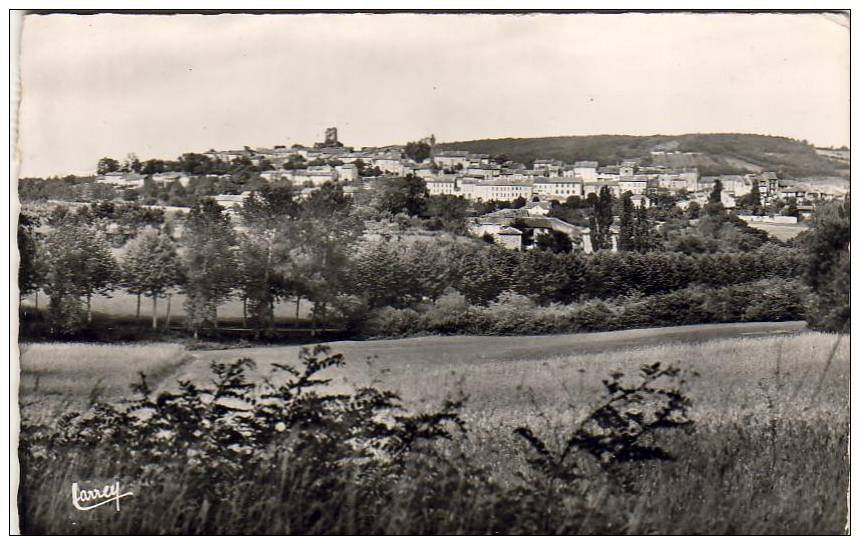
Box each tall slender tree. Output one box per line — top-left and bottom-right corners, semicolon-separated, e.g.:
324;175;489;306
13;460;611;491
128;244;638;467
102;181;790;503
76;229;118;324
181;199;238;337
17;213;43;307
122;229;184;330
238;184;301;337
589;186;614;250
748;179;762;215
618;192;636;251
633;199;656;253
708;179;724;205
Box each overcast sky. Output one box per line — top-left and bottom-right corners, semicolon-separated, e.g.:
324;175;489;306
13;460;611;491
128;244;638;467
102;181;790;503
15;12;849;178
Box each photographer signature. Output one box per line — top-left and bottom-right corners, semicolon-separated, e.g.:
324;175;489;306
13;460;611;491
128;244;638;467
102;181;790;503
71;481;133;512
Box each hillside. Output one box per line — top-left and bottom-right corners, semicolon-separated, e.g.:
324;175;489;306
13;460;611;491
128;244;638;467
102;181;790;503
436;133;849;178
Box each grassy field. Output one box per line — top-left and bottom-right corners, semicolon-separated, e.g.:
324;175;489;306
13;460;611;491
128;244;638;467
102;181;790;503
21;290;314;323
172;324;844;424
747;222;809;241
16;327;849;534
17;343;190;418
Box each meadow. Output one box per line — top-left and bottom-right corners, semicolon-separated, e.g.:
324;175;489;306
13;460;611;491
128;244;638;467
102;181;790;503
746;221;809;241
21;291;313;324
17;343;190;418
16;327;849;534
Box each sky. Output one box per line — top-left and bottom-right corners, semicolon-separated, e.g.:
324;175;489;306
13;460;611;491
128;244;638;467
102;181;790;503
14;12;850;178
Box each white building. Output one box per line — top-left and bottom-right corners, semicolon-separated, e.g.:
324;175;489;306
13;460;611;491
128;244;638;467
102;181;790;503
532;179;583;200
425;178;458;196
466;154;492;168
206;149;249;163
573;161;599;181
212;191;252;213
533;159;564;175
433;150;470;170
618;176;651;195
151;172;190;187
463;167;501;179
95;172;146;188
524;201;552;216
335;164;359;182
298;166;339;186
372;154;408;175
459;180;532;202
413;166;438;179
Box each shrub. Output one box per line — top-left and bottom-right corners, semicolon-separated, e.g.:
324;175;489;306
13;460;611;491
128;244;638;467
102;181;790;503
516;362;694;488
360;278;807;338
44;296;87;335
474;292;543;335
21;347;467;525
565;300;618;332
421;289;474;334
366;306;425;337
741;279;806;322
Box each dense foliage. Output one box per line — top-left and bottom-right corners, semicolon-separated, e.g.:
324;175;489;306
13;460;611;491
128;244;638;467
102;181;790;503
798;199;850;332
350;240;801;309
364;278;805;338
17;185;845;341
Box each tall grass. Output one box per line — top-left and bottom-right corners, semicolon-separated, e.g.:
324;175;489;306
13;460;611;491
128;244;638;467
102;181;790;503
17;333;848;534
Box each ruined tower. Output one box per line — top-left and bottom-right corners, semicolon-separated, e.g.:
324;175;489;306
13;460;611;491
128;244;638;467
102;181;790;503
325;127;338;146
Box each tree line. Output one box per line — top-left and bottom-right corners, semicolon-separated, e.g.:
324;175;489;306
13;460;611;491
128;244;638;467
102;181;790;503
17;178;849;338
18;182;361;338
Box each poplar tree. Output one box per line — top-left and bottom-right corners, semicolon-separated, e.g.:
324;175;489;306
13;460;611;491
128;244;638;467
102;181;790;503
181;199;237;337
748;179;762;215
122;229;184;329
238;184;301;337
633;199;656;253
705;179;725;218
618;192;636;251
589;186;614;250
708;179;724;205
17;213;43;306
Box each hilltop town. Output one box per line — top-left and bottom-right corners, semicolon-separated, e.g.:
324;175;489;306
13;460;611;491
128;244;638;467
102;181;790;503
92;128;846;205
38;127;838;253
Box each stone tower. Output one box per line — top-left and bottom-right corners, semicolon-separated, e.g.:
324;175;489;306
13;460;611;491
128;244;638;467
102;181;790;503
325;127;338;146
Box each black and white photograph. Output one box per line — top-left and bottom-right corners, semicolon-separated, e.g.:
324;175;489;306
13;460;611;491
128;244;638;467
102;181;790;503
10;8;851;535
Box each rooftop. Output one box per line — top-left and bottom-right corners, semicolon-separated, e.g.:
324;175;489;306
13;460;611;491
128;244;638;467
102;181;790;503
496;226;523;236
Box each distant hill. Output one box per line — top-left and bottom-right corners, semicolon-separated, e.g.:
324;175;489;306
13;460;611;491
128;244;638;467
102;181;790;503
436;133;849;178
